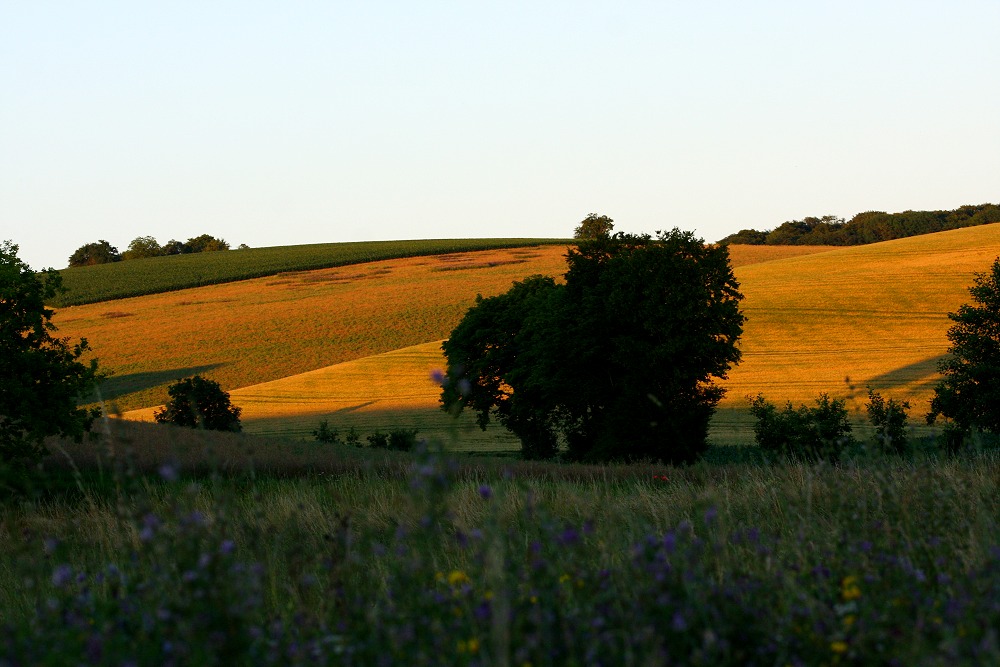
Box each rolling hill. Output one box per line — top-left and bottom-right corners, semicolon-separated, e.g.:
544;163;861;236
59;227;1000;449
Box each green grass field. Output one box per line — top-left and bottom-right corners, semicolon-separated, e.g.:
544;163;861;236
52;238;570;306
5;421;999;664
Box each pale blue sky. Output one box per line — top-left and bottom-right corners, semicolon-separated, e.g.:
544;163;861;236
3;1;998;270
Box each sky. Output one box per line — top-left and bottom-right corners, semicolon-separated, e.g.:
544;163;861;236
3;1;999;271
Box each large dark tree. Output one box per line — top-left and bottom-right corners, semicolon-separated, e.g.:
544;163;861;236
442;229;745;463
67;240;121;267
927;257;1000;446
1;241;102;465
440;276;563;459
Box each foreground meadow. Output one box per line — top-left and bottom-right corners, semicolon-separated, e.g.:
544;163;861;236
3;421;1000;664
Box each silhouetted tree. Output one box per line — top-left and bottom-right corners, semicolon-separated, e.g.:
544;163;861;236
927;257;1000;448
442;229;745;463
154;376;242;432
1;241;102;465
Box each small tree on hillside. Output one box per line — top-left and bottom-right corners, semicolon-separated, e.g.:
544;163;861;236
122;236;163;260
154;376;242;432
573;213;615;240
1;241;102;466
927;257;1000;449
186;234;230;252
68;240;121;267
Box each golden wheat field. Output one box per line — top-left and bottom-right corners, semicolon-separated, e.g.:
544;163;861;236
67;227;1000;449
54;245;571;412
58;242;829;414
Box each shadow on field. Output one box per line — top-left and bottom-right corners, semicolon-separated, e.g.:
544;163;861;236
94;364;226;402
866;355;946;391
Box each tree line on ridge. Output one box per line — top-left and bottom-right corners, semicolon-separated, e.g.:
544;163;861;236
720;203;1000;246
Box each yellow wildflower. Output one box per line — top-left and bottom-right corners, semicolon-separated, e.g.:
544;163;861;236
842;614;856;628
841;575;862;601
448;570;471;587
830;641;848;654
456;638;480;654
559;573;571;584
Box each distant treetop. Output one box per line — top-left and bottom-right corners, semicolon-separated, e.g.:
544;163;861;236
718;203;1000;246
68;234;231;267
574;213;615;240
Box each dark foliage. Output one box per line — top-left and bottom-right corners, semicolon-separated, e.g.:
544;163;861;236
312;420;341;444
366;431;388;449
573;213;615;240
387;428;420;451
67;240;121;267
865;388;910;454
718;203;1000;246
927;258;1000;447
154;376;242;432
185;234;230;253
0;241;102;466
749;393;855;461
442;230;745;464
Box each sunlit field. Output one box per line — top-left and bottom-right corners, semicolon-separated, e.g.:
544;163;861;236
51;238;571;306
118;226;1000;450
54;245;571;412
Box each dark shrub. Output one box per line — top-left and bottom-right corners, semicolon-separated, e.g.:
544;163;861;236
366;431;388;449
749;393;854;461
312;420;341;444
154;376;242;432
387;428;420;452
865;388;910;454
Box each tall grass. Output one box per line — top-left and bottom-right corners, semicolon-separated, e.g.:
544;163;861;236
4;421;1000;663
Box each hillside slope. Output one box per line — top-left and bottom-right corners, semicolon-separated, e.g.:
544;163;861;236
53;238;570;306
58;242;827;413
122;227;1000;449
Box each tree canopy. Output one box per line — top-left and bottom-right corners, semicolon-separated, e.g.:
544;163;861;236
718;203;1000;246
573;214;615;240
927;257;1000;446
441;229;745;463
154;375;242;432
67;240;122;267
1;241;102;465
122;236;163;260
69;234;231;267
